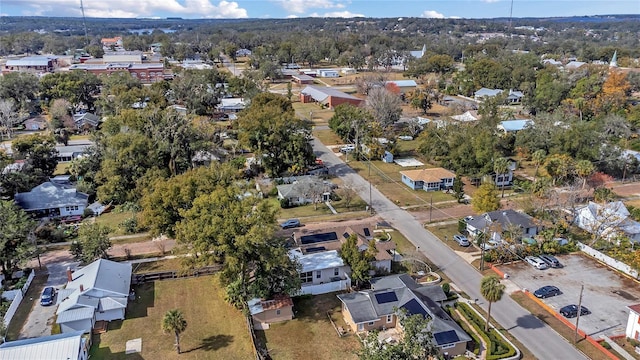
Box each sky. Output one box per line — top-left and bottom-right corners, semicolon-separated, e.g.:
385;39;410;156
1;0;638;19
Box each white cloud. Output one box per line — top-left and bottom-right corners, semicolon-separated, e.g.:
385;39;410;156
9;0;248;18
273;0;345;14
422;10;445;19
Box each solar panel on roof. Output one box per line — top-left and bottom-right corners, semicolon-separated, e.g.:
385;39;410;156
374;291;398;304
434;330;460;345
343;232;350;239
300;232;338;245
401;298;428;317
363;228;371;237
305;246;326;253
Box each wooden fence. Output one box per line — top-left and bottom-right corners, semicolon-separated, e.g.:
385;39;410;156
131;265;221;284
246;315;270;360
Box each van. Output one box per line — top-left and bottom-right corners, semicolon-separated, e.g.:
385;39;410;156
539;254;562;268
525;256;548;270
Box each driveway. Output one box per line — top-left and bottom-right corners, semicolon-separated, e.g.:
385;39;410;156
19;257;79;339
497;253;638;338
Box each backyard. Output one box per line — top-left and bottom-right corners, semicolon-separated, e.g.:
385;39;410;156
90;276;254;360
256;293;360;360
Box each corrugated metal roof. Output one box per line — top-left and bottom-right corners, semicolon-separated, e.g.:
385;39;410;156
56;307;94;324
0;331;85;360
300;85;360;102
5;56;57;67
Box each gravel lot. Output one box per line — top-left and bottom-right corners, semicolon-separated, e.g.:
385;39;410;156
497;253;640;338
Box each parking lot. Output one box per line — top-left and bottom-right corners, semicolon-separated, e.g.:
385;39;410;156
497;253;640;338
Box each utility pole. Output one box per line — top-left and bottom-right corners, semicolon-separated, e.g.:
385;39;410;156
574;284;584;343
79;0;89;47
429;194;433;222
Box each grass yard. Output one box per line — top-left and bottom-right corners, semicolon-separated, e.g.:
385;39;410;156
130;258;184;273
293;102;335;125
53;162;70;175
313;128;343;146
347;160;458;207
90;276;253;360
256;294;360;360
88;211;138;235
395;138;421;155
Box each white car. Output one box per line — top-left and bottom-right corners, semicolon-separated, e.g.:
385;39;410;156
525;256;548;270
480;240;499;251
340;145;355;153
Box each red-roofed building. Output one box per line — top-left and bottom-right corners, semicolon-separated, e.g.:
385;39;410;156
249;295;294;330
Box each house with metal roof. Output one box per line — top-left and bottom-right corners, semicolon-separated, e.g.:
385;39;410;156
300;85;363;109
0;331;89;360
56;259;132;333
385;80;417;94
474;87;503;101
2;55;59;75
337;274;471;357
248;295;294;330
14;182;88;218
288;249;351;295
497;119;533;133
400;167;456;191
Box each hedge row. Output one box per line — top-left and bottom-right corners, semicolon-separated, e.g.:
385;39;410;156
445;305;481;355
456;302;517;360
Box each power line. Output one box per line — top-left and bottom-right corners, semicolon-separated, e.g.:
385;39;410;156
79;0;89;47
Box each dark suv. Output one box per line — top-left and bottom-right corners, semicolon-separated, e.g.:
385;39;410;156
40;287;56;306
539;254;562;268
560;304;591;318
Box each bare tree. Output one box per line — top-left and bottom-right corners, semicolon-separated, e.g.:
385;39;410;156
366;87;402;128
339;180;362;208
0;99;24;140
405;119;423;137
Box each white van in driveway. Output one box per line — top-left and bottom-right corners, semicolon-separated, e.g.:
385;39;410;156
525;256;548;270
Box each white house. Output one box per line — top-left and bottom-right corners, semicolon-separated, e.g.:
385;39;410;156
14;182;89;218
289;249;351;295
574;201;640;242
626;304;640;340
493;159;517;187
0;331;89;360
56;259;132;333
317;69;339;78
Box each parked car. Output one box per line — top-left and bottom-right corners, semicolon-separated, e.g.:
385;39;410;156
480;240;500;251
453;234;470;247
280;219;301;229
40;286;56;306
525;256;548;270
560;304;591;318
534;285;561;298
539;254;562;268
340;145;355;153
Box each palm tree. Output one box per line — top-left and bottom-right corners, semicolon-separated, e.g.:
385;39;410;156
493;157;510;198
162;309;187;354
480;275;506;332
531;150;546;180
575;160;595;189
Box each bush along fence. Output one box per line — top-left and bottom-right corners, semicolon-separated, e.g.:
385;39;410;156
456;302;520;360
3;270;35;328
131;265;221;284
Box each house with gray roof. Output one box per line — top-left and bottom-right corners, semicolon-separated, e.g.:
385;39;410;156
0;330;89;360
277;176;335;206
385;80;417;94
474;87;503;101
14;182;88;218
337;274;471;357
465;209;539;243
56;259;132;333
73;113;101;130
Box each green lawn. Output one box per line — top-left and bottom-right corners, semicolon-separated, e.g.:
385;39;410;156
53;162;70;176
348;160;458;207
88;211;138;235
90;276;253;360
313;129;343;146
131;258;184;273
257;294;360;360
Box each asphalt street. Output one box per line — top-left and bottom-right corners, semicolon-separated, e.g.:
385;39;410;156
312;137;588;360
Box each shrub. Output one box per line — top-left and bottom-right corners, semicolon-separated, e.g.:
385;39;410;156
119;217;139;234
83;208;95;218
442;282;450;295
601;341;611;350
268;186;279;197
279;198;291;208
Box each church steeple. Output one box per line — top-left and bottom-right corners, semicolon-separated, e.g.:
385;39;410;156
610;50;618;68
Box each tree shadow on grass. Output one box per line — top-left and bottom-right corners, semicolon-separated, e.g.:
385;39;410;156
182;334;234;353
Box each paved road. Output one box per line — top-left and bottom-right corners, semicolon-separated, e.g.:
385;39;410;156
312;137;588;360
